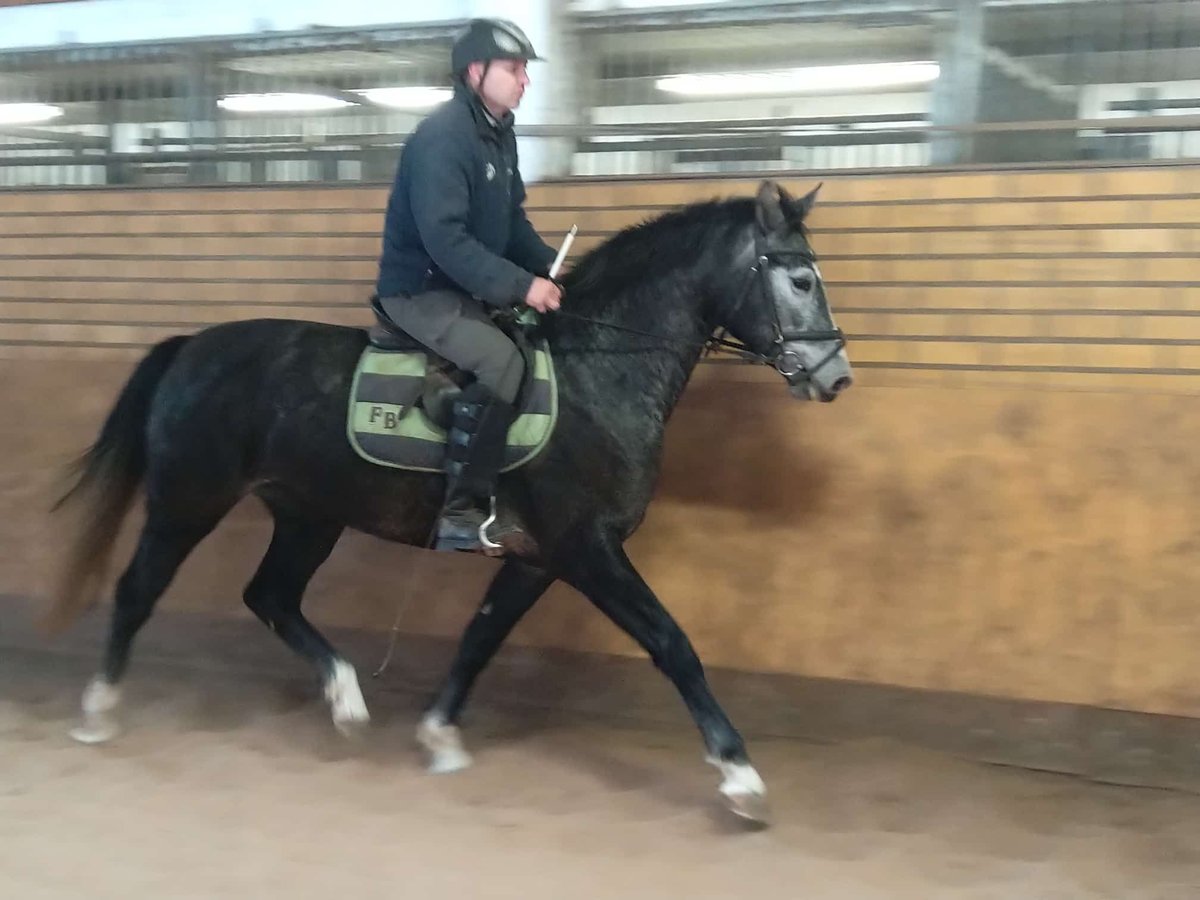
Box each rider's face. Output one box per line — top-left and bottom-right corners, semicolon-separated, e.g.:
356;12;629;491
470;59;529;116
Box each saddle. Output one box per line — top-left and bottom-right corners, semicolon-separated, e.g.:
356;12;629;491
367;294;539;429
347;296;556;477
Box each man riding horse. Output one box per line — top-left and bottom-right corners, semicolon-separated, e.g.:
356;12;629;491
47;22;852;822
374;18;562;553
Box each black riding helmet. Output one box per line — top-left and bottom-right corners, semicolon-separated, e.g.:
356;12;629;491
451;18;544;76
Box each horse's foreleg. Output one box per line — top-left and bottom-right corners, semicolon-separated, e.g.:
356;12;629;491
560;530;768;823
418;558;554;773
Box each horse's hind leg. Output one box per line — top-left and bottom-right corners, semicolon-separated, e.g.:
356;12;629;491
559;528;768;823
242;505;366;735
73;514;225;744
418;558;554;772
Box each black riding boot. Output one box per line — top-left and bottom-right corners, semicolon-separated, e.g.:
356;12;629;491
435;382;516;552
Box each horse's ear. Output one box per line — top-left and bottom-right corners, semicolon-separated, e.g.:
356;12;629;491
755;180;788;234
789;183;822;222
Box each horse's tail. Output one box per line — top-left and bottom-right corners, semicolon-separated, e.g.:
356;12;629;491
43;335;191;634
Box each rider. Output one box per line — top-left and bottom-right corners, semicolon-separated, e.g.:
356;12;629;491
374;18;562;552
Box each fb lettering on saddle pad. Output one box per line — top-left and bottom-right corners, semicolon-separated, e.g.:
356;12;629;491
346;345;557;473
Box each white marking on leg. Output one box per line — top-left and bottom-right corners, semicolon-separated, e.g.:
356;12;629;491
709;757;769;822
416;712;473;774
324;660;370;736
82;677;120;715
70;677;121;745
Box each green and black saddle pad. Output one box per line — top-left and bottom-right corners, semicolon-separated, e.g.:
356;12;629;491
346;343;557;473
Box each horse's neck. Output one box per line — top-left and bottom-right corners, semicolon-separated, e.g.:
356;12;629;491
550;268;725;431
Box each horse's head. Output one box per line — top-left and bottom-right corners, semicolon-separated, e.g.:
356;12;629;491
720;180;853;403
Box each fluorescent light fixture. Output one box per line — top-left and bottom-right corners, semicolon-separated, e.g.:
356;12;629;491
656;62;940;97
357;86;451;109
0;102;65;125
218;93;355;113
848;119;930;130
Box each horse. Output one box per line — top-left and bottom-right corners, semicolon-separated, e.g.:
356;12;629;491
46;179;853;822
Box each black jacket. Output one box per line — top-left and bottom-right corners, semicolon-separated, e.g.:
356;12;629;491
375;83;556;307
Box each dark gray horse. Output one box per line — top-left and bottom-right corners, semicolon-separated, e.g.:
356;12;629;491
48;180;852;821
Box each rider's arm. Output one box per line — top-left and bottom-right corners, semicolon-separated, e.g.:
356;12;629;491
506;165;557;276
408;132;533;307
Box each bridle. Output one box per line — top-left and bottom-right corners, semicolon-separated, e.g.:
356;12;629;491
703;235;845;385
547;234;845;386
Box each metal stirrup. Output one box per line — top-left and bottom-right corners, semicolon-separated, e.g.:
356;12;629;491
478;496;502;550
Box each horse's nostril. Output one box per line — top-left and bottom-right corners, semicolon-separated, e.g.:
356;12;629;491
830;376;853;395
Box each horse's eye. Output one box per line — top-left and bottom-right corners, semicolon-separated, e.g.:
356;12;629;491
791;275;813;293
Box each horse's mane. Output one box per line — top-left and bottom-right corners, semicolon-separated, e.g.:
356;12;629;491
560;197;758;311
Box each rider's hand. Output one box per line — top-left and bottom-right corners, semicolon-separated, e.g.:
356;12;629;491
524;276;562;314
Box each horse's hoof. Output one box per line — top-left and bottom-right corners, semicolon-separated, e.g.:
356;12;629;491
417;716;473;774
73;678;120;744
332;711;370;740
720;786;771;825
70;714;119;745
427;746;473;774
325;660;370;738
713;759;770;825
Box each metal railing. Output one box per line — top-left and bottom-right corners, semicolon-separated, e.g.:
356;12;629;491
0;0;1197;186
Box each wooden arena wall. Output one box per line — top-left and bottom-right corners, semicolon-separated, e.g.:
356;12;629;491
2;164;1198;718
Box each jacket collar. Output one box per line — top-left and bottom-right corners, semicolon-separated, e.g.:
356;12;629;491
453;81;515;141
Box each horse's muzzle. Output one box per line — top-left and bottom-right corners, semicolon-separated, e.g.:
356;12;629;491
788;372;853;402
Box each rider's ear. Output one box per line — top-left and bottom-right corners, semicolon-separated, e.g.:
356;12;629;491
755;180;788;234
